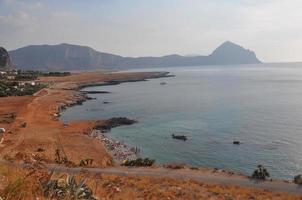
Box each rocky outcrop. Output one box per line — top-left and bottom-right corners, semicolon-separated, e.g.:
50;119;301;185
294;174;302;184
208;41;261;65
0;47;13;70
94;117;137;133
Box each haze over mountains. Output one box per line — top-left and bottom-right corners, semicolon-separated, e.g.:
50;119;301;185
9;41;261;71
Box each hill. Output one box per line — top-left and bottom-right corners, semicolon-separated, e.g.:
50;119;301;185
0;47;13;70
9;41;261;71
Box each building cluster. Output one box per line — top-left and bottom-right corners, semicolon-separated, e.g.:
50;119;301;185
0;70;45;97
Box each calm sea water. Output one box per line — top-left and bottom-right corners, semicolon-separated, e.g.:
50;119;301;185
61;63;302;179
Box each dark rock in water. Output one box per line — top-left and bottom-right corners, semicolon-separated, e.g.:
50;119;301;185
294;174;302;184
172;134;187;141
107;117;137;126
0;47;13;70
86;97;96;100
160;82;167;85
94;117;137;132
233;141;240;145
84;91;110;94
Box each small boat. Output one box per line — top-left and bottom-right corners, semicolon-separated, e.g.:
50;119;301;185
172;134;187;141
160;81;167;85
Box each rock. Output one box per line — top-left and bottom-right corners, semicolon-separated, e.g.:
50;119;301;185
294;174;302;184
84;91;110;94
233;141;240;145
114;186;121;192
20;122;27;128
0;47;13;70
94;117;137;132
37;147;45;152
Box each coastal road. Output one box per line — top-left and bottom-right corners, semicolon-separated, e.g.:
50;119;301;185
1;159;302;195
47;165;302;195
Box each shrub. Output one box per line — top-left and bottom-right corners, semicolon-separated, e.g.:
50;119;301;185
122;158;155;167
43;175;97;200
251;165;270;180
164;163;186;169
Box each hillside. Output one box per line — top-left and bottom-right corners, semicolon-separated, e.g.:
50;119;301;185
9;41;261;71
9;43;123;71
0;47;13;70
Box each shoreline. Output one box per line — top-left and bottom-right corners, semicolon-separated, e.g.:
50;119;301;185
58;72;298;184
1;71;302;198
57;71;173;114
55;71;173;164
57;72;298;183
0;71;172;168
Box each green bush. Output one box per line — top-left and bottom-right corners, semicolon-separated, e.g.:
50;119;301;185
122;158;155;167
252;165;270;180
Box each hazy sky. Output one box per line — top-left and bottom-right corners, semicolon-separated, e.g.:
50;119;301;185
0;0;301;62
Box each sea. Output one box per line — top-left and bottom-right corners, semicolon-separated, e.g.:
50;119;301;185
61;63;302;179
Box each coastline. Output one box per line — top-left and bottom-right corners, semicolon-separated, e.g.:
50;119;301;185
57;71;302;185
0;71;172;168
59;72;172;164
1;71;301;199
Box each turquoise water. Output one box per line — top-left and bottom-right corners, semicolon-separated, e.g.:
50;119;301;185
61;63;302;179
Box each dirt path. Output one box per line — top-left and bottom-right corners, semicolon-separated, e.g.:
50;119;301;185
44;165;302;195
1;158;300;196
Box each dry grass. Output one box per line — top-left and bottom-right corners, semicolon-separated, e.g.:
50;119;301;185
81;173;302;200
0;165;48;199
0;165;301;200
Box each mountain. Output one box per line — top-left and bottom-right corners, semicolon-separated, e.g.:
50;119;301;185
208;41;261;65
9;43;123;71
9;41;261;71
0;47;13;70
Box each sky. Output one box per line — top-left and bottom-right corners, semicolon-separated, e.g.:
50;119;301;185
0;0;302;62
